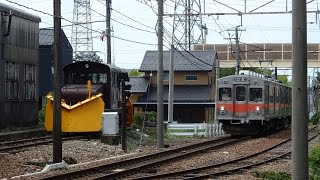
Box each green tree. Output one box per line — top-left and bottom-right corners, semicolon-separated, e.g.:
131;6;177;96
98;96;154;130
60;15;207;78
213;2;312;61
219;67;273;78
242;67;273;76
277;75;291;86
128;69;143;77
317;72;320;82
219;68;235;77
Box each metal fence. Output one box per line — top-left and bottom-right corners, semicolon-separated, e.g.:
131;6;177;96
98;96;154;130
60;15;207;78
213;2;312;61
166;122;224;137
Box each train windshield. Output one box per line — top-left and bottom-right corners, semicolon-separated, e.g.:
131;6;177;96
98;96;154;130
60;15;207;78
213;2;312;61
68;73;108;84
249;88;262;102
236;86;246;101
219;88;232;101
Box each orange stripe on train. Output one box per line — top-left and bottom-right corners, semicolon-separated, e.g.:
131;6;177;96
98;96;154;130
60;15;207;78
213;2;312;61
217;103;291;113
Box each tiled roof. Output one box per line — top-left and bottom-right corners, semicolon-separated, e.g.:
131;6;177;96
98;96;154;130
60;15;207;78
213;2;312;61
136;85;212;103
39;29;72;48
39;29;54;46
139;50;217;72
128;77;149;93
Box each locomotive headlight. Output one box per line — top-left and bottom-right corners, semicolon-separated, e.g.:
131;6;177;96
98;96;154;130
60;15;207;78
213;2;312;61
220;106;225;111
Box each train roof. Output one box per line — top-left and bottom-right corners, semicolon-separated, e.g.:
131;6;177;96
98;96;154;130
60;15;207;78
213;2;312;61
63;61;121;72
218;73;291;87
0;3;41;22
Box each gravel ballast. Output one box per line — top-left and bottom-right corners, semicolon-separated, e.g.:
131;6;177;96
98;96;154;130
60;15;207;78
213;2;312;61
1;128;319;179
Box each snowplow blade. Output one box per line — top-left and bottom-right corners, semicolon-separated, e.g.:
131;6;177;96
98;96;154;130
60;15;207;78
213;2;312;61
45;93;104;132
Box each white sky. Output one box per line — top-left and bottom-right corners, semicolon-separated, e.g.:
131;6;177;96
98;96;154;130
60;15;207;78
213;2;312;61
3;0;320;70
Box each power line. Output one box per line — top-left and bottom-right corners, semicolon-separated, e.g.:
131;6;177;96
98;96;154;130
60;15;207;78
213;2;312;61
5;0;157;46
83;2;156;34
112;8;155;30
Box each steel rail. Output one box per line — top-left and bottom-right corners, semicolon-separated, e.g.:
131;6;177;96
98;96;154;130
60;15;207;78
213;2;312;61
41;135;249;180
0;135;87;153
131;129;318;179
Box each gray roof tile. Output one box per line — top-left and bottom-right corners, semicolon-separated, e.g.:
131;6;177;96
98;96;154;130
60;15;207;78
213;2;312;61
39;29;54;46
128;77;149;93
39;29;72;48
137;85;212;103
139;50;217;71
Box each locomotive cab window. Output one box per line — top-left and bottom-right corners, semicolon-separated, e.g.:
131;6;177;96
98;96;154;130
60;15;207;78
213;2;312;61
69;73;108;84
249;88;262;102
219;88;232;101
236;86;246;101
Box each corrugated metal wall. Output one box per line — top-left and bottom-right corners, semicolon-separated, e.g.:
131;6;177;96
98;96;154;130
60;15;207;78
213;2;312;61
0;4;40;129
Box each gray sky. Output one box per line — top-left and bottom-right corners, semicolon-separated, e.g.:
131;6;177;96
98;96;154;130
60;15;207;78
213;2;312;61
3;0;320;69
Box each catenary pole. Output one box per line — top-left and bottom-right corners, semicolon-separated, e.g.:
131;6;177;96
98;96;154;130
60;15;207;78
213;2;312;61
106;0;111;64
168;45;174;123
235;26;240;75
157;0;164;148
292;0;308;179
53;0;62;163
121;81;127;152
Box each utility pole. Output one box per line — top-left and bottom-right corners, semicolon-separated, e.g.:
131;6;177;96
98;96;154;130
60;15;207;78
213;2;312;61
214;59;220;122
168;45;174;123
226;26;244;75
157;0;164;148
106;0;112;64
121;81;127;152
235;27;240;75
292;0;308;179
53;0;62;163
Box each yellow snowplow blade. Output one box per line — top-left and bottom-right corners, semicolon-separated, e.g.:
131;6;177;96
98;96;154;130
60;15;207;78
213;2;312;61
45;93;104;132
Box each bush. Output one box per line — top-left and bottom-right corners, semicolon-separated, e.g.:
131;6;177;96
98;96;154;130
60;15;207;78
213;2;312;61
38;101;46;126
133;112;145;128
310;112;320;125
133;111;157;129
254;171;291;180
310;144;320;179
145;111;157;122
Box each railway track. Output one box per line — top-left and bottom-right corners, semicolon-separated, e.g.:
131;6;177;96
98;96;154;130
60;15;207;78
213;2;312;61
0;135;87;153
40;135;249;180
128;127;319;179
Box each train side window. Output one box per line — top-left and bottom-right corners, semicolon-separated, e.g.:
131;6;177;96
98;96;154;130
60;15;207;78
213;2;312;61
249;88;262;102
236;86;246;101
219;88;232;101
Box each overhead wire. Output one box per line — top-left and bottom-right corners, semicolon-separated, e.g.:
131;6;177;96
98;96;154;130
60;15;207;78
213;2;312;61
5;0;157;46
77;1;156;34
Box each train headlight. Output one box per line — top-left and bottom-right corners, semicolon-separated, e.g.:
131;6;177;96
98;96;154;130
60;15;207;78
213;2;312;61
255;106;261;115
220;106;225;115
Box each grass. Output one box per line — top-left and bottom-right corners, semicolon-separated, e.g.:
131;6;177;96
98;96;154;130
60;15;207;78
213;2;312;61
253;171;291;180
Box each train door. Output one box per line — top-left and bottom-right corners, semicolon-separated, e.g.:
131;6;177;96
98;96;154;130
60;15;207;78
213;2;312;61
265;85;269;119
234;85;247;119
269;85;274;116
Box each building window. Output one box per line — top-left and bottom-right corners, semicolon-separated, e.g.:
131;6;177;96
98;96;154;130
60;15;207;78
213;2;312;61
163;72;169;81
5;62;19;100
25;64;36;100
185;75;197;81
